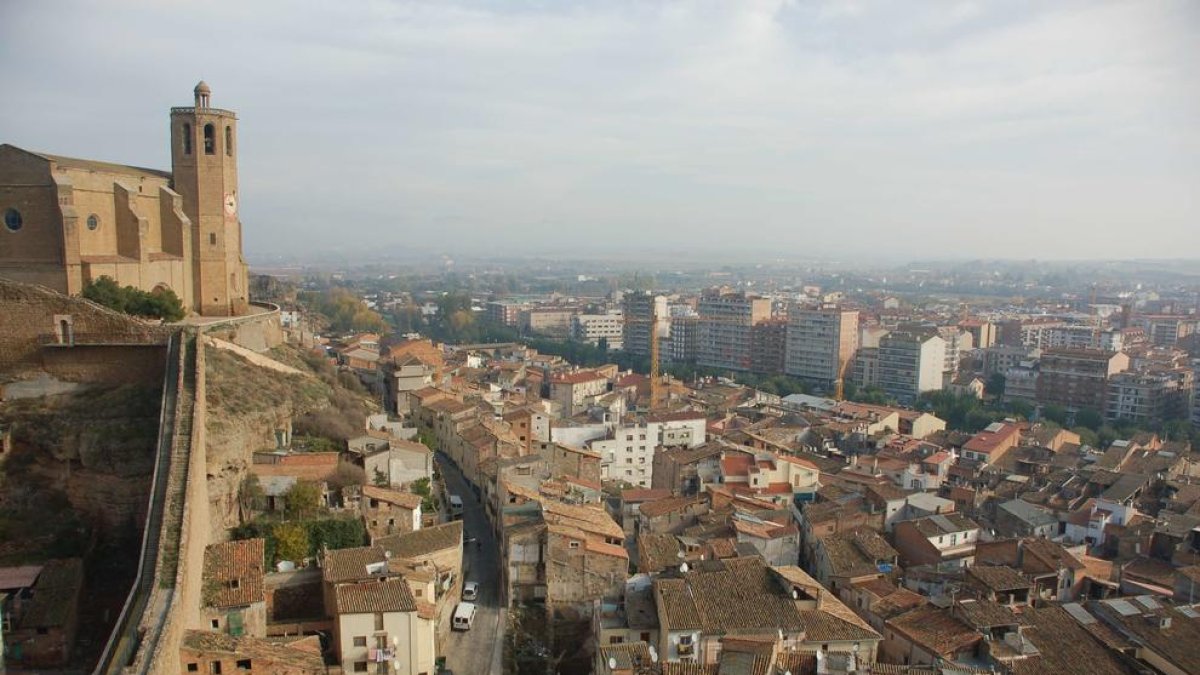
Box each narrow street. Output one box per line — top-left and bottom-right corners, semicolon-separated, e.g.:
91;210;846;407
437;453;506;675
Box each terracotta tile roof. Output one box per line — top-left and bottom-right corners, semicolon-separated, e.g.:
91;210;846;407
181;630;326;672
821;529;897;577
376;520;463;560
334;578;417;614
638;495;706;519
903;513;980;538
585;538;630;560
655;577;703;630
777;454;821;471
773;652;817;674
550;369;608;385
654;558;809;634
966;565;1032;593
322;546;389;583
722;452;755;477
887;605;980;656
1009;605;1130;675
541;500;624;540
621;488;673;503
733;518;797;541
598;641;654;671
203;539;265;608
963;422;1021;455
361;485;423;510
956;599;1025;629
798;607;880;642
645;410;706;423
638;533;683;574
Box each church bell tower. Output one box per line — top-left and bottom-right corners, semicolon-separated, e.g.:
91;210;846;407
170;81;249;316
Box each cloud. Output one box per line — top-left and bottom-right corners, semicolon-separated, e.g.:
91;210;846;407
0;0;1196;262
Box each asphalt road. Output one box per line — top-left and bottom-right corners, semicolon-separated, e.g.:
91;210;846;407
438;453;506;675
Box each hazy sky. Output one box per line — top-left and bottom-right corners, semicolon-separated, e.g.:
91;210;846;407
2;0;1197;263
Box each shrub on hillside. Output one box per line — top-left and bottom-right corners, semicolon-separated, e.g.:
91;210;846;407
83;276;185;321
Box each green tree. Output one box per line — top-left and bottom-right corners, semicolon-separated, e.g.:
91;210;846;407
373;468;389;487
411;477;436;512
83;276;185;321
284;480;322;520
1004;398;1034;419
1042;404;1068;426
985;373;1006;398
1075;408;1104;431
1072;426;1100;448
273;522;310;562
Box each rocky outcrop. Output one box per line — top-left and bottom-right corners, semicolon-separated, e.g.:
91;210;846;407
0;383;161;532
203;344;373;541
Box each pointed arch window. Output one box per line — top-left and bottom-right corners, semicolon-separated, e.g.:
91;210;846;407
183;123;192;155
204;123;215;155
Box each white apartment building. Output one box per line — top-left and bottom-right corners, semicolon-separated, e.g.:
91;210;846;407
333;579;436;675
784;306;859;386
877;332;946;403
936;327;973;386
572;311;624;349
592;414;707;487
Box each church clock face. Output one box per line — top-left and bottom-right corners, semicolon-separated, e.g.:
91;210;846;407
224;192;237;216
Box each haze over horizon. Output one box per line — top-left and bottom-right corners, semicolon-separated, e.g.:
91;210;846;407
2;0;1197;262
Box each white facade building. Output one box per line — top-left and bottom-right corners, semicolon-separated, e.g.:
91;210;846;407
572;311;624;349
877;332;946;403
592;415;707;487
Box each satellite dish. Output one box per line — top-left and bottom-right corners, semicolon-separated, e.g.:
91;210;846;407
608;657;617;670
649;645;658;663
792;589;799;599
680;562;689;573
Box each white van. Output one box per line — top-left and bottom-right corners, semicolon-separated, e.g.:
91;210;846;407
449;494;464;518
452;602;477;631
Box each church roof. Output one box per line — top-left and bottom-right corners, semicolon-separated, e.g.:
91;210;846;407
22;146;172;179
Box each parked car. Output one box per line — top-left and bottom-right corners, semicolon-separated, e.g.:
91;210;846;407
462;581;479;601
452;602;477;631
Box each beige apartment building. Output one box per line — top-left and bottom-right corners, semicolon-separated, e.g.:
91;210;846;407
784;306;859;386
695;290;771;372
0;82;249;316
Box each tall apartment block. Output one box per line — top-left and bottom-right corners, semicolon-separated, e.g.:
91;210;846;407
695;290;771;372
622;291;669;357
1137;315;1197;347
1106;368;1193;425
1036;348;1129;414
750;319;788;375
877;331;946;403
666;315;699;364
784;306;860;387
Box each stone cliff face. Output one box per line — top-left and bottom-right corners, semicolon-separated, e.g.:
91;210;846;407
0;384;161;536
203;344;372;542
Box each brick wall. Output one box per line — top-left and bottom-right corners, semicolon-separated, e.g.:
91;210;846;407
0;278;171;377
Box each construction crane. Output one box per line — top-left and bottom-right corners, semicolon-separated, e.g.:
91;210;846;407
624;306;666;411
649;306;662;410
